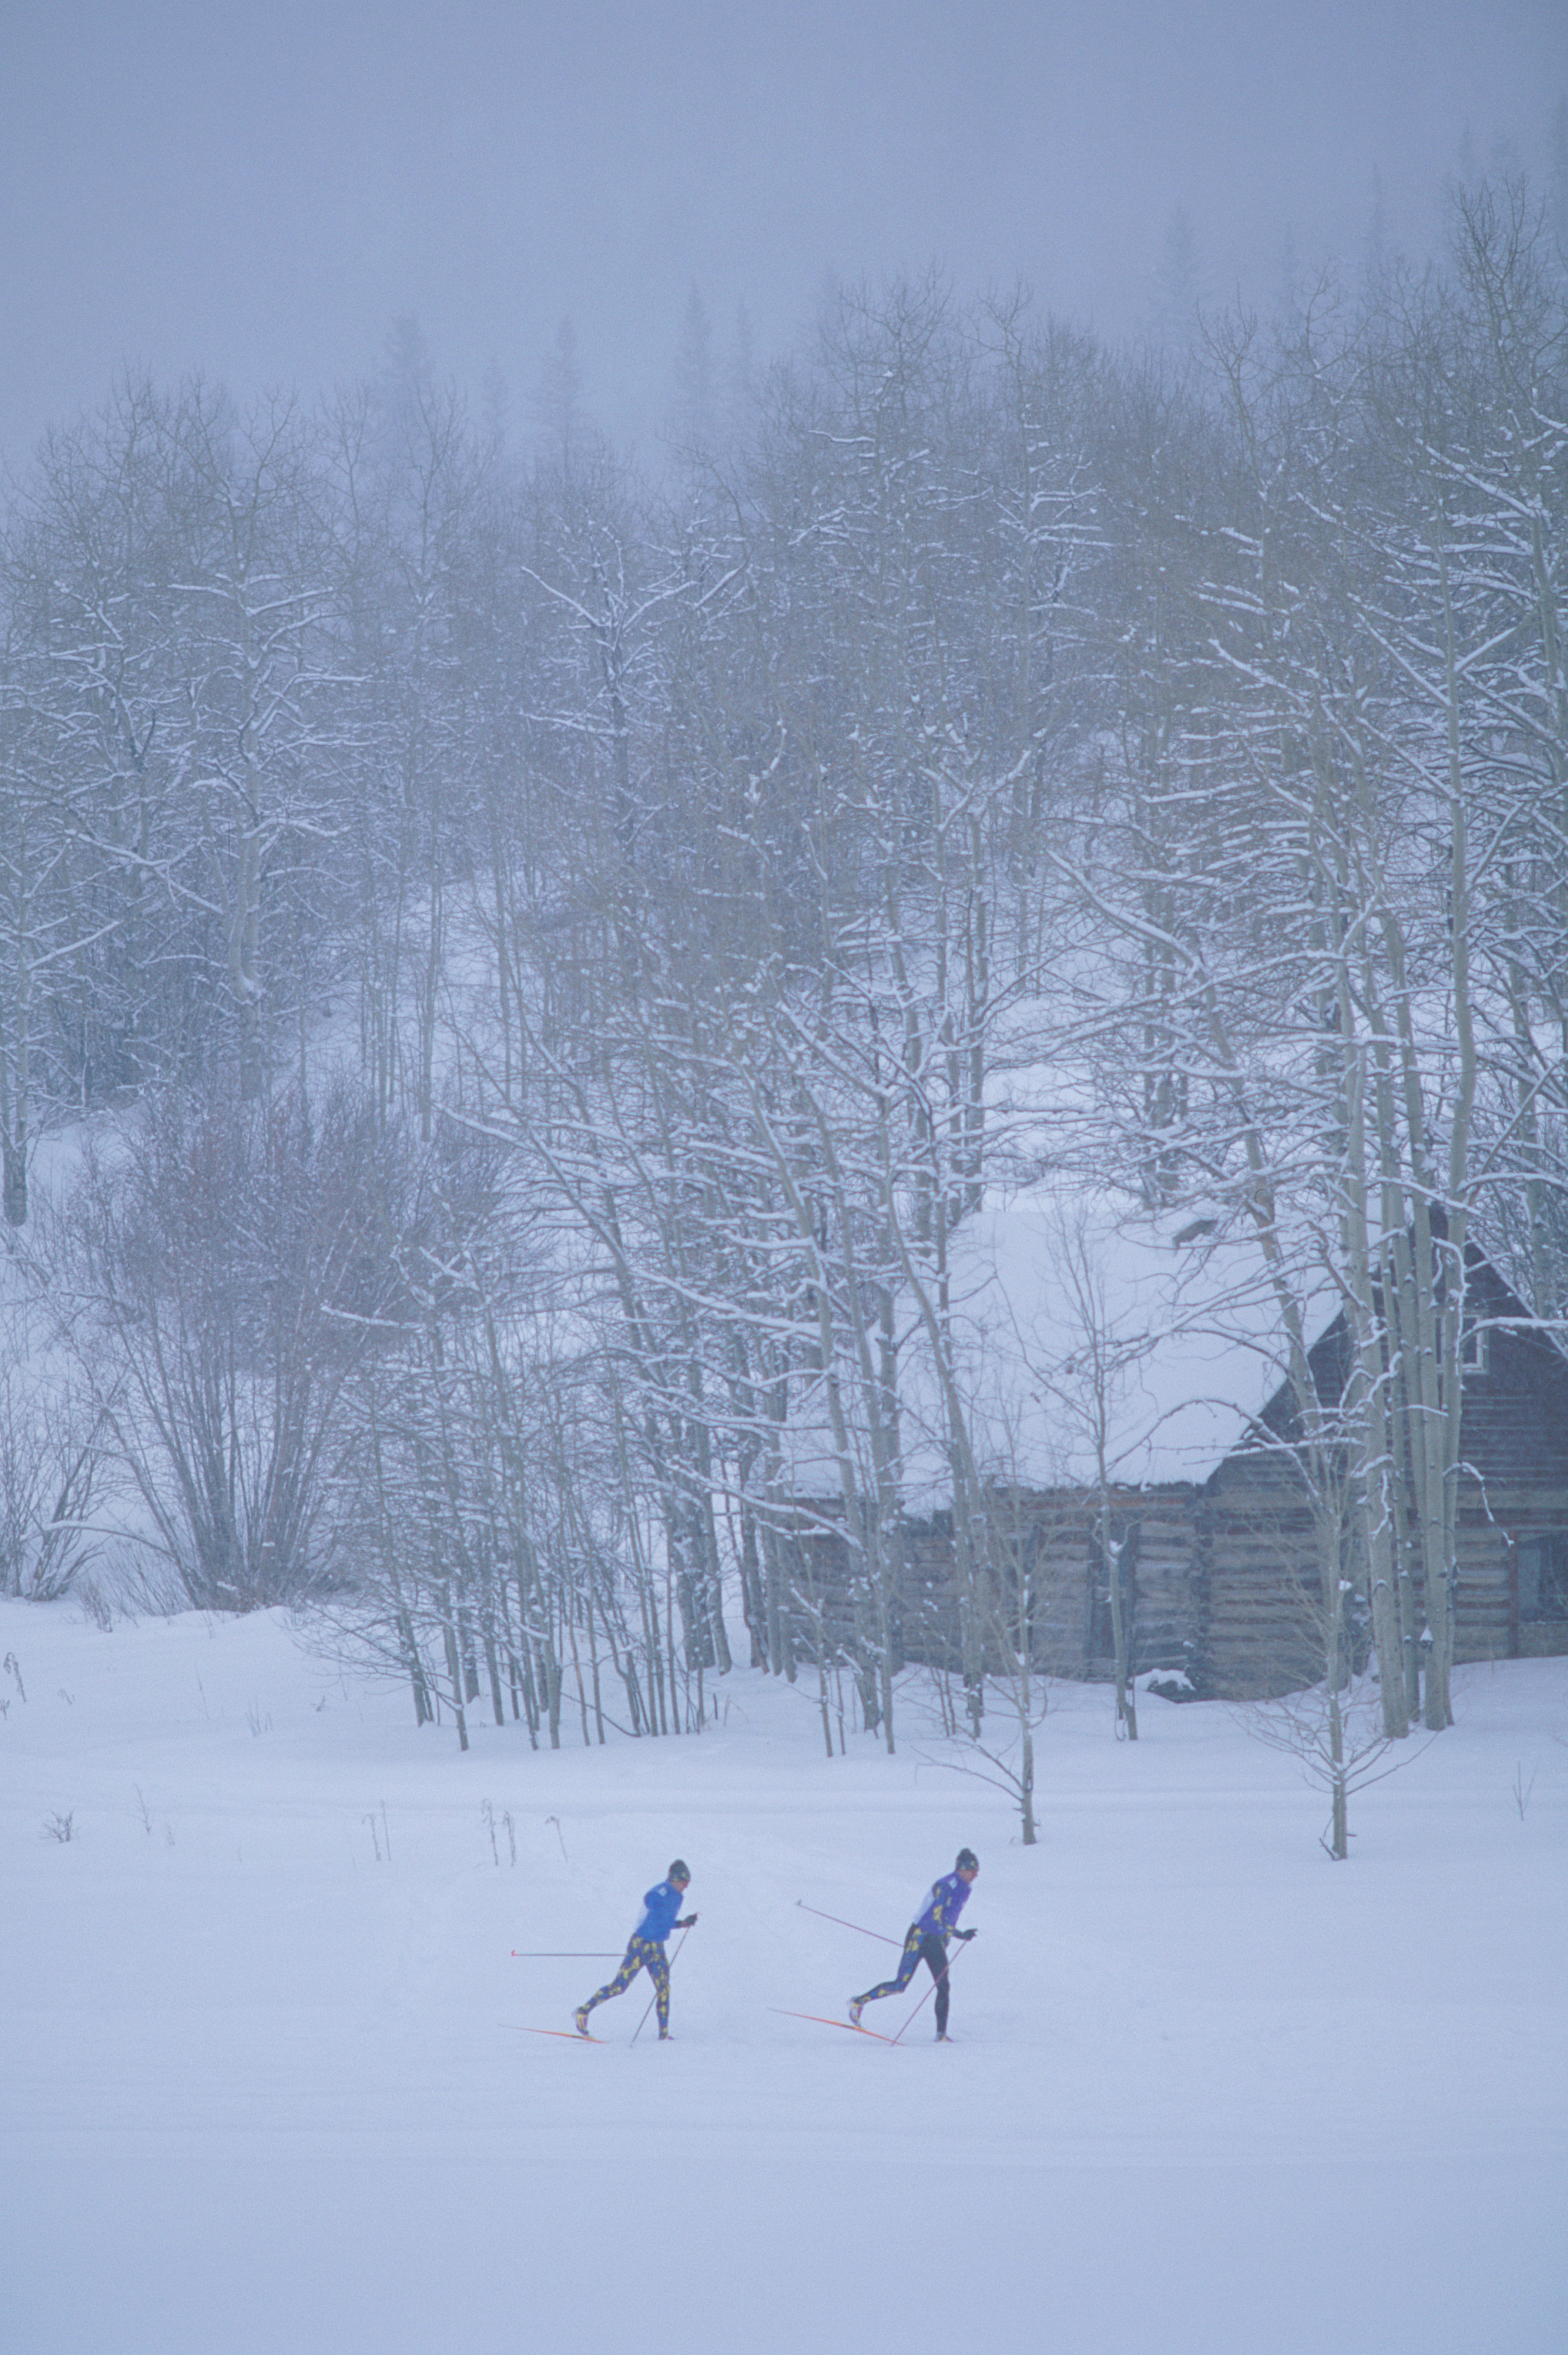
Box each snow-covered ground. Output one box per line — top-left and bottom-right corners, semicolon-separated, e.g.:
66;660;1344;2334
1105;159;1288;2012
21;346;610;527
2;1599;1564;2355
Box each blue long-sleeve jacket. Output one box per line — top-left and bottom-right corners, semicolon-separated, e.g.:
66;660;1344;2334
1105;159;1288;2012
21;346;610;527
633;1878;687;1944
911;1871;972;1939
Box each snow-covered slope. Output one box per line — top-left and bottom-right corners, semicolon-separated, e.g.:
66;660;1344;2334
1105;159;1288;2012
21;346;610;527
2;1598;1564;2354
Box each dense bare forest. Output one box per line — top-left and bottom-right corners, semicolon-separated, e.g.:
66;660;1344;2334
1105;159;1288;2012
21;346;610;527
3;179;1566;1758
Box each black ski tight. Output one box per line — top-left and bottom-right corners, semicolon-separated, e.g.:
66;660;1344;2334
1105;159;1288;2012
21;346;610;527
856;1928;951;2034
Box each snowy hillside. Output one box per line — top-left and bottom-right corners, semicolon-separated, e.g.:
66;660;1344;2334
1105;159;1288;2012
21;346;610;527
2;1597;1564;2354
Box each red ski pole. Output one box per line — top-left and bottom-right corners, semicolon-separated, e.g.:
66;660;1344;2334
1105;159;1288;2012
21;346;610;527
796;1899;902;1947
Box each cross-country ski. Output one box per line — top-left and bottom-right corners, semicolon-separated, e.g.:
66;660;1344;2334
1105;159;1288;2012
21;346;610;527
770;2008;900;2043
503;2023;605;2043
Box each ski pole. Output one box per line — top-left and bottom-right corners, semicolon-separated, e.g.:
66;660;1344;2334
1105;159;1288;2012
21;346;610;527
797;1899;901;1947
632;1923;692;2044
890;1933;973;2045
510;1950;621;1959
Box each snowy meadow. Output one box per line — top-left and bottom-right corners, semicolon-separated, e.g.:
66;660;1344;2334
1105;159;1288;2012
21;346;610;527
2;1596;1563;2355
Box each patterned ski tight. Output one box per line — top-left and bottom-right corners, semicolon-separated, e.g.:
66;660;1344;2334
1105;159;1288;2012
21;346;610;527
581;1936;671;2032
856;1928;951;2034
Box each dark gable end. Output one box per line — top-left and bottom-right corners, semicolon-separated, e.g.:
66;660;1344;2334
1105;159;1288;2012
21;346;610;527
1239;1249;1568;1478
1454;1256;1568;1485
1198;1246;1568;1692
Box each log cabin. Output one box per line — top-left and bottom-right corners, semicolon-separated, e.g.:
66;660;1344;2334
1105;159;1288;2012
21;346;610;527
777;1207;1568;1700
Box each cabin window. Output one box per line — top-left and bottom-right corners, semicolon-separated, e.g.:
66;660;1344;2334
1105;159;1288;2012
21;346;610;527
1460;1322;1488;1373
1517;1537;1568;1621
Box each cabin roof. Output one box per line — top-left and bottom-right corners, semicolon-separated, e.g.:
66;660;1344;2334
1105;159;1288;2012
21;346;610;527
781;1184;1338;1504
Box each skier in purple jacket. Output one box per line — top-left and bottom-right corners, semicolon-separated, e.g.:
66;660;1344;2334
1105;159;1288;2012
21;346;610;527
850;1849;978;2041
575;1862;697;2039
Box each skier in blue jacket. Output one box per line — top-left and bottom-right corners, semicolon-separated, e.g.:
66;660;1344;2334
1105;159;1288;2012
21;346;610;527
575;1862;696;2039
849;1849;978;2041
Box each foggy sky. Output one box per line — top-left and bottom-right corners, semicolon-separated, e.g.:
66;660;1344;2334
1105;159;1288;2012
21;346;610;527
2;0;1565;470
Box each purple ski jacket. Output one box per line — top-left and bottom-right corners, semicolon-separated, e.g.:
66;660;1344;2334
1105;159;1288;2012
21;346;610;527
911;1871;972;1939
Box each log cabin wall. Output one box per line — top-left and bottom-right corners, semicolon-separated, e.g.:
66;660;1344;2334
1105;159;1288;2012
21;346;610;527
1008;1486;1207;1684
1193;1499;1323;1699
998;1465;1331;1701
870;1486;1209;1687
774;1463;1568;1696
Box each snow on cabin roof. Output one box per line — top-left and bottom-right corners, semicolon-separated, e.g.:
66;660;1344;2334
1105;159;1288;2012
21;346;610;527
780;1185;1337;1506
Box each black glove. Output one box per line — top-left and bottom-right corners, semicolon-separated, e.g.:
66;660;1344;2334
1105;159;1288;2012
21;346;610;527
676;1914;698;1929
955;1927;977;1941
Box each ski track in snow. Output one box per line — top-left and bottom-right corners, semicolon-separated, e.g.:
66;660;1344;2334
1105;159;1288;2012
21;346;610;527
1;1598;1564;2353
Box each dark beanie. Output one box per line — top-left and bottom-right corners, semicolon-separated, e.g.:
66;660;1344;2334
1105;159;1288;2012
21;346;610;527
668;1858;690;1882
956;1847;979;1872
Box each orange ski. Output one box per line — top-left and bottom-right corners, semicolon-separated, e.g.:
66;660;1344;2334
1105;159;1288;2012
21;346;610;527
770;2007;898;2043
502;2023;603;2042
